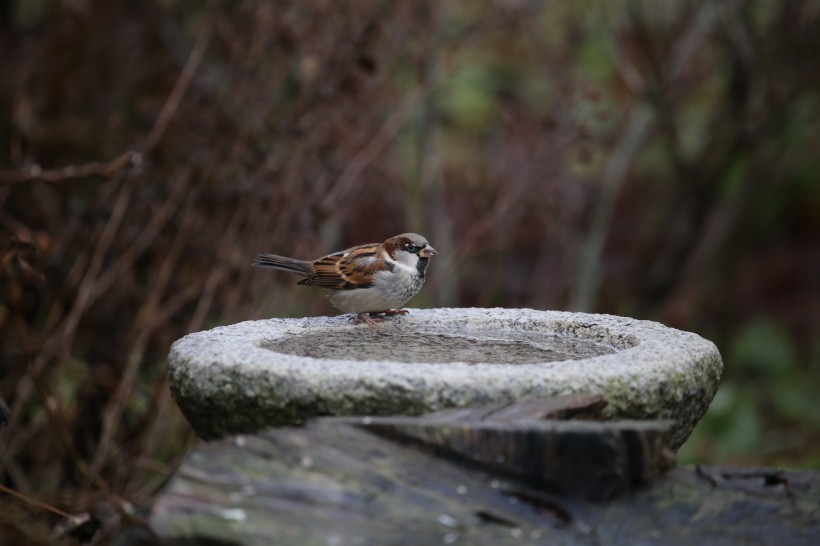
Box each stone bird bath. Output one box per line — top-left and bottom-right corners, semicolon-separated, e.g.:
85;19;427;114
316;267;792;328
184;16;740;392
167;308;722;449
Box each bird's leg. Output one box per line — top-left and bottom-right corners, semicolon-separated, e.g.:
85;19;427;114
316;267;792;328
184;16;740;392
375;309;408;317
351;310;407;327
354;313;382;328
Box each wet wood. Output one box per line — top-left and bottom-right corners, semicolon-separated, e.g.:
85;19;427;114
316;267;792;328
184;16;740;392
339;394;673;501
347;419;674;502
419;393;609;423
151;397;819;545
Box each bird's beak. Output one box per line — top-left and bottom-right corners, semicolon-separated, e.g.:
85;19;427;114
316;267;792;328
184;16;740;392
419;246;438;258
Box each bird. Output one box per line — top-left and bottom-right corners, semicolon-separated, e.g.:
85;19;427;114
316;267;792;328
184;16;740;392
253;233;437;324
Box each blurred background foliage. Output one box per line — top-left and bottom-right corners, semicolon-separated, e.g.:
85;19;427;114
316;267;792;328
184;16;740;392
1;0;818;541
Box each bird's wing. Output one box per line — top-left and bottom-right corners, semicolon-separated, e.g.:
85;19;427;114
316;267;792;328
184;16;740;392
298;243;392;289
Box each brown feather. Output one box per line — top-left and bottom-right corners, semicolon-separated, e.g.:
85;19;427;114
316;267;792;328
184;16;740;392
297;244;392;289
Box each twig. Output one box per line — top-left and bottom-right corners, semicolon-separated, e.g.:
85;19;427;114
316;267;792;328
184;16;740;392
89;171;191;302
319;85;427;212
569;2;722;311
188;207;244;332
142;12;213;155
90;197;205;477
0;151;142;185
0;482;72;518
44;13;212;360
89;283;203;479
321;0;550;214
6;11;215;492
569;104;654;311
0;8;210;186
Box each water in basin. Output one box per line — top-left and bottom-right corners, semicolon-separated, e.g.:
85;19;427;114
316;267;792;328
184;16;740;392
262;328;621;364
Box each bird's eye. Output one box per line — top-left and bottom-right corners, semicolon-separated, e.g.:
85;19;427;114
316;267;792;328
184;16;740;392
404;243;418;253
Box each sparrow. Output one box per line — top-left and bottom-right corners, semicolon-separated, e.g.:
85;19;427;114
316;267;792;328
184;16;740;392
253;233;437;324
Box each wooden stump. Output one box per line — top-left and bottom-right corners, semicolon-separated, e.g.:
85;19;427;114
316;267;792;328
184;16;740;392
151;396;819;545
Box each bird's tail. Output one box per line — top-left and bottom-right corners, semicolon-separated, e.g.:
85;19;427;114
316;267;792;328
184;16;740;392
252;254;314;276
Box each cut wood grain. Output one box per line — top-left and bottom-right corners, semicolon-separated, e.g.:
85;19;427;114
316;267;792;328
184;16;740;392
151;397;819;545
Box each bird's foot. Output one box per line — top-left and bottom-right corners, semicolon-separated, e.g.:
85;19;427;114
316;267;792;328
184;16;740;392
375;309;408;317
351;309;408;328
353;313;383;328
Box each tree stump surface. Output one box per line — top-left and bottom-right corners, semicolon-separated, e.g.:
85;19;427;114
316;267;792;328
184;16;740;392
151;396;819;545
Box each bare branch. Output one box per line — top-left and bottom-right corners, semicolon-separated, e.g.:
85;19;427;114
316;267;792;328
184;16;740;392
0;151;141;185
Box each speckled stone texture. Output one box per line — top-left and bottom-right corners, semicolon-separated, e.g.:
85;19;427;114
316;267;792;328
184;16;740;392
167;308;722;448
